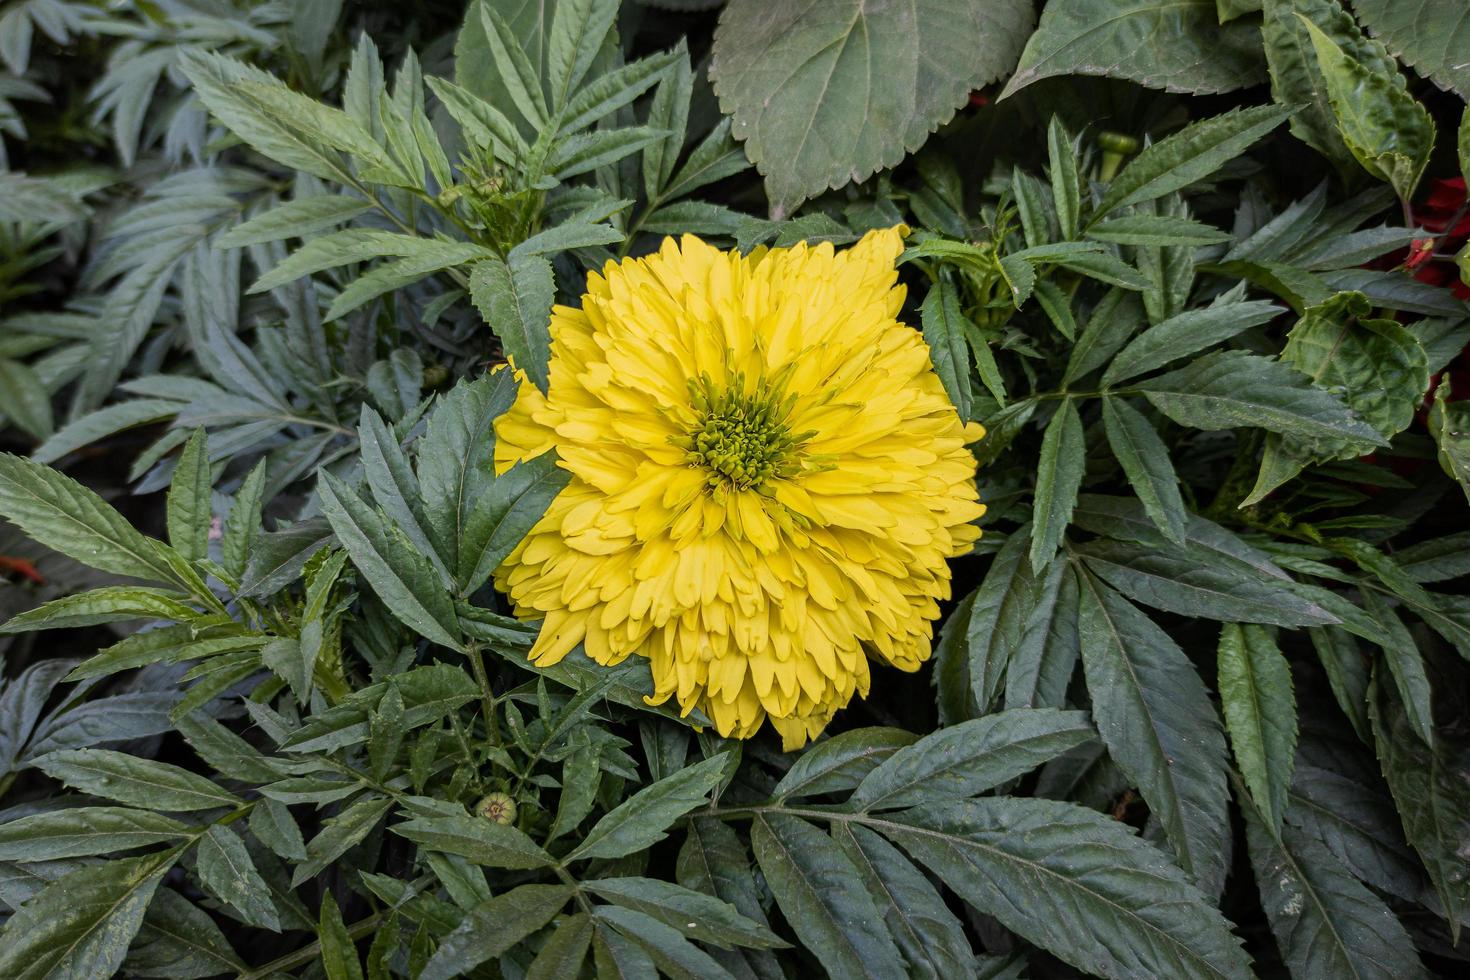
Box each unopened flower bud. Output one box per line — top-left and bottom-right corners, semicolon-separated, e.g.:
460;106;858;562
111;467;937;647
476;792;517;825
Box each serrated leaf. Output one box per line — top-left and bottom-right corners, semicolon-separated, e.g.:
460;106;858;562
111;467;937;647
291;794;393;887
196;825;279;932
459;449;568;597
1243;793;1429;979
0;586;203;634
830;822;972;980
217;196;372;248
851;708;1092;812
752;813;907;979
165;429;211;565
584;877;785;949
1077;573;1231;895
1103;299;1282;386
392;812;554;870
570;754;729;862
0;453;183;585
1100;398;1187;545
1091;106;1293;220
1351;0;1470;98
1136;350;1384;446
420;884;572;980
1087;215;1232;246
1030;399;1084;569
1302;17;1435;200
0;807;192;861
920;275;973;422
1001;0;1266;98
36;749;241;812
317;471;462;651
1371;678;1470;941
878;798;1251;978
125;886;245;979
773;728;918;799
1218;624;1297;836
317;891;364;980
710;0;1034;216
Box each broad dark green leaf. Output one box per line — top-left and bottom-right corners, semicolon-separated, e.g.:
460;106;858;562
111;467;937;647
124;886;245;979
1102;300;1282;386
584;876;785;949
1352;0;1470;98
1218;624;1297;836
1287;763;1426;904
593;906;734;980
1077;573;1230;895
458;450;568;596
1002;0;1265;98
291;794;394;886
751;813;907;979
878;799;1252;978
851;708;1092;811
710;0;1034;215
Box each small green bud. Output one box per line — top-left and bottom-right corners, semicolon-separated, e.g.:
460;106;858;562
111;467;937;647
476;792;517;825
1097;131;1140;155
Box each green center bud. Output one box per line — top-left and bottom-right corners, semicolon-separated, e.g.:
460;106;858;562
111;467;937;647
475;792;517;825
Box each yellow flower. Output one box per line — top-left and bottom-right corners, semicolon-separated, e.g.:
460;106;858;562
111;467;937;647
492;228;985;748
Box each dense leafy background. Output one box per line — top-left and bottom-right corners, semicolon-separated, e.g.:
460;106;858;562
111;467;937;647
1;0;1469;978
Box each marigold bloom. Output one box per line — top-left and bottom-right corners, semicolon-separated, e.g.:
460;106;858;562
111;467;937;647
492;228;985;748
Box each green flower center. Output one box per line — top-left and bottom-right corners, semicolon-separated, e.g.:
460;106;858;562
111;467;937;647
683;375;804;491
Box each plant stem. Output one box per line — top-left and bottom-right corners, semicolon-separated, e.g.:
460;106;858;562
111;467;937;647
465;642;500;748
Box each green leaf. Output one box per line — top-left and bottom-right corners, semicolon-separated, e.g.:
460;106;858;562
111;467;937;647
851;708;1092;812
878;798;1252;978
125;886;246;978
584;877;785;949
317;891;365;980
0;453;184;585
593;906;732;980
222;460;266;583
165;429;211;564
358;406;446;588
291;794;394;887
1078;538;1337;627
1350;0;1470;99
570;753;730;862
1030;399;1085;569
317;471;462;651
1086;215;1232;247
528;914;594;979
0;851;175;980
562;46;681;135
1371;677;1470;941
469;256;554;392
1135;350;1384;446
0;807;192;861
1001;0;1266;98
1361;590;1435;746
0;358;54;441
1287;762;1426;904
1100;398;1187;545
831;822;972;980
282;664;477;753
773;728;918;799
1246;291;1429;505
751;813;907;979
0;586;203;634
961;529;1046;714
1261;0;1396;180
919;275;973;422
1301;17;1436;200
1428;377;1470;505
1064;287;1145;385
217;196;373;248
1047;117;1082;240
325;243;489;321
710;0;1035;216
459;447;568;598
1218;624;1297;837
36;748;242;812
419;884;572;980
676;817;782;978
1243;793;1429;979
1077;573;1231;895
392;812;554;870
1092;106;1294;220
32;400;181;467
1103;299;1283;386
546;0;619;110
196;825;280;932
